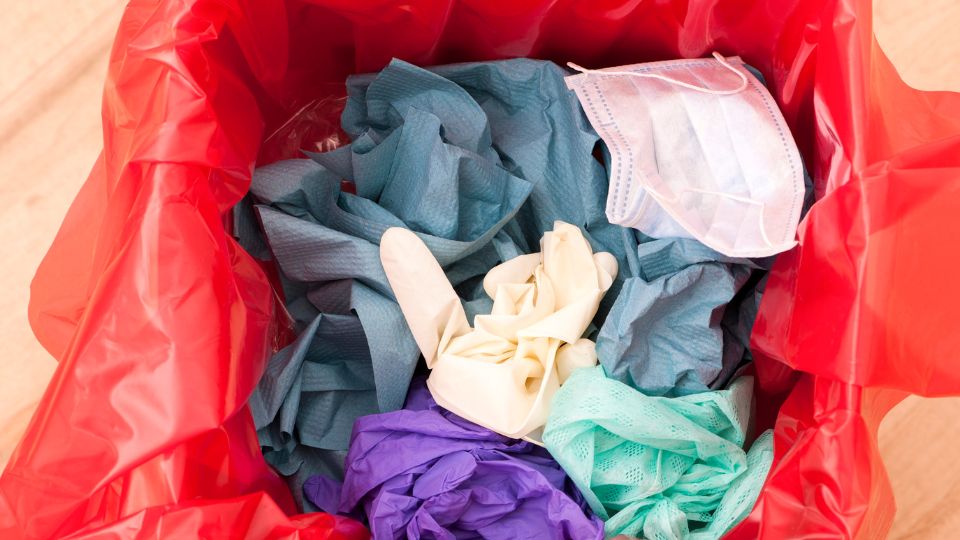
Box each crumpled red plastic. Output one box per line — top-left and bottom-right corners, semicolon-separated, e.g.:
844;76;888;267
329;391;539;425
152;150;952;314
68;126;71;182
3;0;959;538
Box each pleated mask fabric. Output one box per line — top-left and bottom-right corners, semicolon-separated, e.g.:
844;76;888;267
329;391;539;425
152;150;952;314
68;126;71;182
565;56;804;258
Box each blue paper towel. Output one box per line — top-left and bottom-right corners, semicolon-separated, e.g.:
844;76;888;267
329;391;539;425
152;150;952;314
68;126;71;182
242;58;773;507
246;59;626;503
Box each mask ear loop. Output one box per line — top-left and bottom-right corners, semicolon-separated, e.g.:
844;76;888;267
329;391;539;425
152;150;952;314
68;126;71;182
643;183;779;249
567;52;749;95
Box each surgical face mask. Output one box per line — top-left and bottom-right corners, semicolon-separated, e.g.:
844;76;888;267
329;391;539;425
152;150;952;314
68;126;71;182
565;53;805;258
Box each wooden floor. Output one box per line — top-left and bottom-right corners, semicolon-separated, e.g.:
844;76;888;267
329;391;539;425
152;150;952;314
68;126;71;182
0;2;957;537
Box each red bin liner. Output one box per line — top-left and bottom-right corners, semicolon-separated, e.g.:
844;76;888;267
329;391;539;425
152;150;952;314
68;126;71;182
4;0;960;538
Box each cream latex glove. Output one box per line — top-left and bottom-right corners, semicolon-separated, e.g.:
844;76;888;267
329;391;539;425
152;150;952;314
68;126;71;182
380;221;618;442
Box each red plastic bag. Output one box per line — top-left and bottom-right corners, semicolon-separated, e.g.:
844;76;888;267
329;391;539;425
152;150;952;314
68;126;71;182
4;0;960;538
